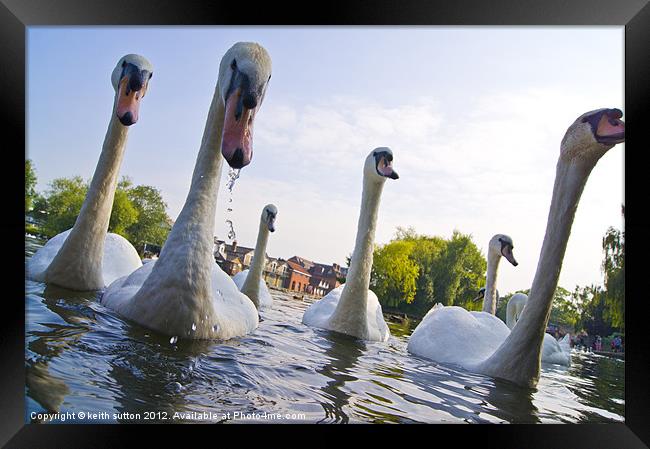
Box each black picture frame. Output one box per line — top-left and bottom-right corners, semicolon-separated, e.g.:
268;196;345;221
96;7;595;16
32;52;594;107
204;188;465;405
3;0;649;447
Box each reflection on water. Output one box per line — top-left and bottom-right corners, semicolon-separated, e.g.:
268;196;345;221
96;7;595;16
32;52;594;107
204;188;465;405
25;235;624;424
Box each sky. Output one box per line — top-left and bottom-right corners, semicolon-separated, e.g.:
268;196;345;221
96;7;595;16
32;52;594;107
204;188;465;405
27;26;624;296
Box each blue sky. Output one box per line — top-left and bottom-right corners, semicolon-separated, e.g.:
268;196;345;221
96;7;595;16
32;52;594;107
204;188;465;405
27;26;624;296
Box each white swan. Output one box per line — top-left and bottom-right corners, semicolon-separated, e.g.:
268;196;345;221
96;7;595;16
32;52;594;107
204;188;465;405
302;148;398;342
27;54;153;290
101;42;272;340
407;234;519;367
475;108;624;387
505;293;571;366
232;204;277;309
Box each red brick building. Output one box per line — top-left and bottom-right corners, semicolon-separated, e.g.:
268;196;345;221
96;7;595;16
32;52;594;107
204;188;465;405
285;260;312;293
287;256;347;297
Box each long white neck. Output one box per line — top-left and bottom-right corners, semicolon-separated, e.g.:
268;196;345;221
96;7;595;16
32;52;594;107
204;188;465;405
329;175;385;339
481;251;501;314
129;84;225;333
478;159;593;387
241;220;270;308
505;294;527;329
45;103;129;290
505;301;518;329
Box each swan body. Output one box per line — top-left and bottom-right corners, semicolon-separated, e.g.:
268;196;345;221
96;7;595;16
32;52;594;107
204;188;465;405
303;285;390;342
541;333;571;365
28;229;142;287
235;204;277;309
27;54;153;291
102;259;258;340
477;108;625;387
233;269;273;309
302;148;399;342
407;304;511;367
407;234;518;367
102;42;272;340
506;292;571;366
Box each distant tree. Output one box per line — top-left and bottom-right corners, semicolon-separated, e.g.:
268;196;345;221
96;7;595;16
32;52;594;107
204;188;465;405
409;235;446;311
394;226;419;241
109;187;139;236
549;286;580;329
371;228;486;317
371;239;419;307
124;183;173;250
40;176;87;237
35;175;172;251
601;226;624;330
441;231;486;311
25;159;38;212
575;285;609;335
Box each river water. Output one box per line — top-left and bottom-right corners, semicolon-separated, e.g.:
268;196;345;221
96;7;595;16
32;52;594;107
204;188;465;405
25;235;624;424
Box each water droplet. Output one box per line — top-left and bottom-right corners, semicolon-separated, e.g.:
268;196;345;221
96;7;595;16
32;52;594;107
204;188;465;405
212;324;220;333
226;167;241;192
167;381;183;393
225;219;237;241
224;167;241;242
191;323;197;331
169;336;178;344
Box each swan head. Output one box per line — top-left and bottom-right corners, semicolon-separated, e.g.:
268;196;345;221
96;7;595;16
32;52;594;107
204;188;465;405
218;42;272;170
365;147;399;183
560;108;625;165
489;234;518;266
472;287;500;302
261;204;278;233
111;54;154;126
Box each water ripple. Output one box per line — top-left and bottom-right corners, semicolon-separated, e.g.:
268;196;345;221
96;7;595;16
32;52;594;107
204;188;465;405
24;235;624;424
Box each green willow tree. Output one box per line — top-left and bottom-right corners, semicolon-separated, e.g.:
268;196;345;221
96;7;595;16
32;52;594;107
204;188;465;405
124;182;173;249
371;228;486;317
601;226;624;330
574;284;614;337
371;239;419;307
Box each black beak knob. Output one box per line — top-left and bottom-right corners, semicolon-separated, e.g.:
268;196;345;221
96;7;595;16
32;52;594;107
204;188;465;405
229;148;245;169
242;94;257;110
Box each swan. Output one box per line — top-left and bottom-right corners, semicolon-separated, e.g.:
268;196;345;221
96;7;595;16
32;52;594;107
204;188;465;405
27;54;153;290
101;42;272;340
407;234;519;367
232;204;277;309
505;293;571;366
302;148;399;342
475;108;624;387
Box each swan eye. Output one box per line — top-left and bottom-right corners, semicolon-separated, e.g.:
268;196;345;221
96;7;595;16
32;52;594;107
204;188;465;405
122;60;127;68
231;59;237;70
